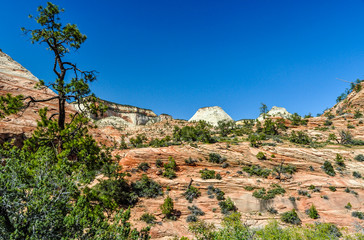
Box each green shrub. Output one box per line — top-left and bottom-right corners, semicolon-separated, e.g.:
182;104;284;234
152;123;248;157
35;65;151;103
219;197;237;215
130;134;147;148
140;213;156;224
209;153;226;164
354;110;363;119
173;121;216;143
186;214;198;222
183;186;201;203
200;169;216;179
163;168;177;179
354;154;364;162
242;165;271;178
137;162;150;172
155;159;163;168
352;211;364;220
322;161;336;176
353;171;362;178
188;205;205;216
256;151;266;160
334;154;345;167
298;190;311;198
345;202;352;210
306;204;319;219
329;186;336;192
222;162;229;168
244;186;256;191
160;196;175;220
252;184;285;200
289;113;308;126
132;174;163;198
281;209;301;225
163;157;178;179
289;131;311;145
185;157;198;166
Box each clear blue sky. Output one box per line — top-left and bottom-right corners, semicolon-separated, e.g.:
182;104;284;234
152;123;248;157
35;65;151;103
2;0;364;120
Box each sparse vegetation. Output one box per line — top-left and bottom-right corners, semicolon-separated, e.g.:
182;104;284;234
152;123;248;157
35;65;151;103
306;204;319;219
352;211;364;220
140;213;156;224
208;153;227;164
200;169;217;179
289;131;311;145
218;197;237;215
184;185;201;203
354;154;364;162
163;156;178;179
242;165;271;178
322;161;336;176
160;196;176;220
138;162;151;172
133;174;164;198
256;151;266;160
281;209;301;225
252;184;286;200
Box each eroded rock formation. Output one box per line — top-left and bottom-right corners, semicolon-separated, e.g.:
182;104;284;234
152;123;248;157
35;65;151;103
189;106;233;126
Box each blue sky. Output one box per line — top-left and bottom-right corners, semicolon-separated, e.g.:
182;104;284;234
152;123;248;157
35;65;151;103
2;0;364;120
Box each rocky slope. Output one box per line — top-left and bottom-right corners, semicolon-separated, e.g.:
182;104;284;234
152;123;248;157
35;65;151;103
329;82;364;116
189;106;233;126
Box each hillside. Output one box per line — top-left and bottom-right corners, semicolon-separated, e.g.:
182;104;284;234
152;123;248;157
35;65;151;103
1;50;364;239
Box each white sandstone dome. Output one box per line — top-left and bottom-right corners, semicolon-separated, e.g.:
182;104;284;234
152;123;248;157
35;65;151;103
189;106;233;126
257;106;292;121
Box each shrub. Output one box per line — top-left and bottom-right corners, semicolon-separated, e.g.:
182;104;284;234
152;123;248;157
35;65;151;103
130;134;147;148
267;207;278;214
200;169;216;179
353;171;362;178
329;186;336;192
324;120;333;126
188;205;205;216
306;204;319;219
140;213;156;224
209;153;226;164
244;186;256;191
186;214;198;222
216;173;222;180
248;133;264;147
242;165;271;178
163;168;177;179
253;184;286;200
354;154;364;162
184;186;201;203
155;159;163;168
222;162;229;168
345;202;352;210
163;157;178;179
345;187;350;193
173;121;216;143
132;174;163;198
298;190;311;198
322;161;336;176
214;188;226;201
352;211;364;220
185;157;198;166
160;196;175;220
137;162;150;172
256;152;266;160
335;154;345;167
354;110;363;119
281;209;301;225
289;131;311;145
219;197;237;215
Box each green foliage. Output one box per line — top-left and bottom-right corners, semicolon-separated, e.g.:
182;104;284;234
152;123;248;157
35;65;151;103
187;205;205;223
289;113;308;126
155;159;163;168
258;119;287;136
185;157;198;166
352;211;364;220
140;213;156;225
216;120;236;137
354;154;364;162
183;186;201;203
336;79;363;103
345;202;352;210
218;197;237;215
243;186;256;191
289;131;311;145
354;110;363;119
163;157;177;179
130;134;147;148
306;204;319;219
256;151;266;160
132;174;163;198
322;161;336;176
353;171;362;178
138;162;150;172
160;196;175;220
260;103;268;119
335;154;345;167
199;169;217;179
208;153;226;164
242;165;271;178
0;93;23;118
281;209;301;225
329;186;336;192
173;121;216;143
252;184;286;200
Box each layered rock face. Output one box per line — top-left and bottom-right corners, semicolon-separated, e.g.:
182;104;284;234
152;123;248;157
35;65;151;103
75;99;173;128
329;82;364;115
257;106;292;121
189;106;233;126
0;50;77;145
